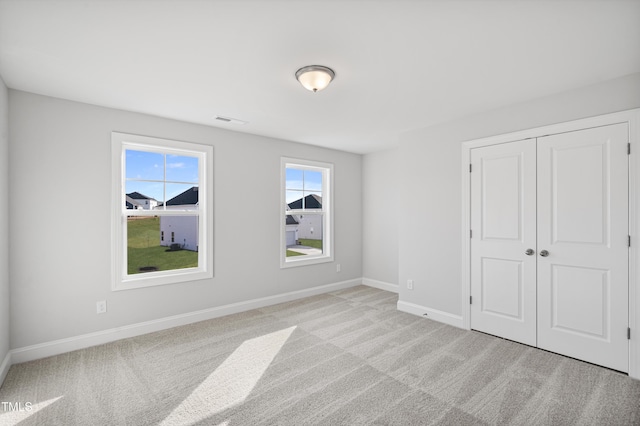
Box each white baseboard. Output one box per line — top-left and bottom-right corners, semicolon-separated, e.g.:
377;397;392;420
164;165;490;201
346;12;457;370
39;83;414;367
0;351;10;387
362;278;399;293
397;300;464;329
10;278;362;365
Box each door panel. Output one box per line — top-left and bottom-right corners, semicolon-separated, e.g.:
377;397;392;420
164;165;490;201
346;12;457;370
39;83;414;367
552;143;607;245
551;265;609;339
481;155;523;241
537;123;629;372
481;258;523;319
471;140;537;346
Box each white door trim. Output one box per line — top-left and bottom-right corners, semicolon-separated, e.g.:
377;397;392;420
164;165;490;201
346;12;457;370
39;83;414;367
461;108;640;379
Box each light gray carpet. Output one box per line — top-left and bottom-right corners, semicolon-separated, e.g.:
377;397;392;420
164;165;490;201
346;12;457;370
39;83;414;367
1;286;639;425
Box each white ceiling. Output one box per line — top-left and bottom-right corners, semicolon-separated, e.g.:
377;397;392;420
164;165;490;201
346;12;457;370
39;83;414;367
1;0;639;154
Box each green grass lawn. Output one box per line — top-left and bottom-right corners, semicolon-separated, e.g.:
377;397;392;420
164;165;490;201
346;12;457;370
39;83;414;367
127;217;198;274
285;238;323;257
298;238;323;250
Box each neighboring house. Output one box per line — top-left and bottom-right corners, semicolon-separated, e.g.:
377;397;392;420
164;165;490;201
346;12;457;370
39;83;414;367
285;211;299;246
126;191;159;210
288;194;322;240
125;195;144;210
158;187;199;251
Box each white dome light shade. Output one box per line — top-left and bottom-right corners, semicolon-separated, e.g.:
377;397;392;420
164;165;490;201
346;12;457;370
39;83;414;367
295;65;335;92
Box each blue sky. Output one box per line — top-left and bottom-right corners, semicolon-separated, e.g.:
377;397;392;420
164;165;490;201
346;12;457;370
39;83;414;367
286;168;322;205
126;153;322;206
126;150;199;202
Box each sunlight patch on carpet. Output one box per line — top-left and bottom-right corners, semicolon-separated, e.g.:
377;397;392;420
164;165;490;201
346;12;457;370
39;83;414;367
0;396;63;425
161;326;297;425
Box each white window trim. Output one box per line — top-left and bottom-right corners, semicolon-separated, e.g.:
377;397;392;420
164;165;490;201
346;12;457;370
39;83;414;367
111;132;213;291
281;157;334;268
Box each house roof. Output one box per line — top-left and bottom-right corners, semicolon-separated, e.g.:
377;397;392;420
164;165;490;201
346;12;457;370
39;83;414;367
125;195;144;209
166;186;199;206
127;191;156;201
288;194;322;210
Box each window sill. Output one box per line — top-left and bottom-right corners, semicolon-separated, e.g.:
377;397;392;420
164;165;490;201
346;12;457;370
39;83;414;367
112;268;212;291
281;254;334;269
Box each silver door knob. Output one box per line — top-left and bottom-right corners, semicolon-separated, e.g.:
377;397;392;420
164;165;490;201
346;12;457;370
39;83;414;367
525;249;534;256
540;250;549;257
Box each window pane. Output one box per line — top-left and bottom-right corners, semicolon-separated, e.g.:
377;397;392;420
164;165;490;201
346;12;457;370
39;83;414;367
125;181;162;209
285;213;323;257
285;168;304;190
302;192;322;209
287;192;322;210
303;170;323;192
286;190;304;207
165;184;199;209
286;167;323;211
126;150;164;181
127;216;199;275
166;154;199;183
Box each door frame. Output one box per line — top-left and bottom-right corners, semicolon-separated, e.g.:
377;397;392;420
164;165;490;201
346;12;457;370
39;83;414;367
461;108;640;379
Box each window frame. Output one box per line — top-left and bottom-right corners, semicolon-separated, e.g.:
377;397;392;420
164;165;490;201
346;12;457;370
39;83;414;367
280;157;334;268
111;132;213;291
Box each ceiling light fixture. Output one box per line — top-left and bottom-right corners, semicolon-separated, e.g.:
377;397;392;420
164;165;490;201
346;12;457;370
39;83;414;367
295;65;335;93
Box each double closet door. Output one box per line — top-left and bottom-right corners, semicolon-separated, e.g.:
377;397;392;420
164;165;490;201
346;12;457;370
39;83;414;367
470;123;629;372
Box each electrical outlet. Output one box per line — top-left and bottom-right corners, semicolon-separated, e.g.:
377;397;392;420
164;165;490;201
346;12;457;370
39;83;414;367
96;300;107;314
336;263;341;272
407;279;414;290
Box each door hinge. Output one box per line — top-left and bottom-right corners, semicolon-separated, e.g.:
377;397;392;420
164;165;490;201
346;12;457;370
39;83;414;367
470;296;473;305
470;229;472;238
629;235;631;247
628;327;631;340
469;164;472;173
628;143;631;155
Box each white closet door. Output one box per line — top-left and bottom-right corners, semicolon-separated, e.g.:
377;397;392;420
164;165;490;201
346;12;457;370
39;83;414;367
537;123;629;372
470;140;537;346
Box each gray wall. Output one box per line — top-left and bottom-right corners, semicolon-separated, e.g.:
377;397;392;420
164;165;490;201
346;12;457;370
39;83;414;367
0;77;9;364
9;72;640;351
9;90;362;349
362;148;398;285
397;72;640;317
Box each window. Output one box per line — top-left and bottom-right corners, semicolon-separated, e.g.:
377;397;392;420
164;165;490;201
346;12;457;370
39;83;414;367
281;157;333;268
111;132;213;290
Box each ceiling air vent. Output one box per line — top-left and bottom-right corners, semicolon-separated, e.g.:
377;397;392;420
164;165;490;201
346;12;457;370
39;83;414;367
214;116;247;125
